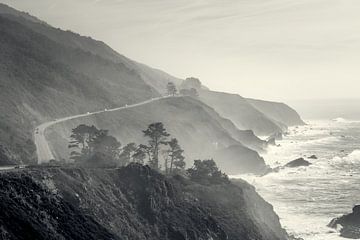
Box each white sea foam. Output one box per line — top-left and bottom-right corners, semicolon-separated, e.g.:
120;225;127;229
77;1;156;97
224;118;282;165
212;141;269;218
332;149;360;164
332;117;360;124
232;120;360;240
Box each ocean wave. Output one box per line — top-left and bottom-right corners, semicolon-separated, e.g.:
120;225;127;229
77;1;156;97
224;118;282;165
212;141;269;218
332;117;360;123
332;149;360;164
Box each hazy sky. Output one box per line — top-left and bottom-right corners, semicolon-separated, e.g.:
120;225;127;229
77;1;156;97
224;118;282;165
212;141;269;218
2;0;360;101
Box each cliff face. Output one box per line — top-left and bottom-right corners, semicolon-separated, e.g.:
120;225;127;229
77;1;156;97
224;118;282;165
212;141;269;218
0;164;289;240
47;97;266;174
199;90;286;136
246;98;305;127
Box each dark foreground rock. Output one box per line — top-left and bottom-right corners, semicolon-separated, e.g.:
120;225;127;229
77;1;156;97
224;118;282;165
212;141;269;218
329;205;360;239
0;164;290;240
284;158;311;168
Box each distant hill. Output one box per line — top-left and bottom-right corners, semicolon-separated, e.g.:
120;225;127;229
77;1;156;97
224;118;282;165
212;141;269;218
246;98;305;127
199;90;286;136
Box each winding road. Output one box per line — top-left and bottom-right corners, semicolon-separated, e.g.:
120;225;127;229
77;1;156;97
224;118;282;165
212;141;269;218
34;96;169;163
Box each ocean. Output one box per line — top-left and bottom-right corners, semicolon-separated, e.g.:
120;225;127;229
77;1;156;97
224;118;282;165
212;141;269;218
232;118;360;240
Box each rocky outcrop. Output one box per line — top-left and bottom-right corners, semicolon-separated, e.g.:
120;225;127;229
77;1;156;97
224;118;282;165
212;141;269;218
0;164;290;240
329;205;360;239
284;158;311;168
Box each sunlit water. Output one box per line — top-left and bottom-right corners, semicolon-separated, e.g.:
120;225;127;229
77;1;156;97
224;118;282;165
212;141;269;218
232;119;360;240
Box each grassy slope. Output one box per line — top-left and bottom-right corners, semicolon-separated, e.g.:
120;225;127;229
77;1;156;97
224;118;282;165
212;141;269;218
48;97;266;174
0;15;157;164
0;4;182;94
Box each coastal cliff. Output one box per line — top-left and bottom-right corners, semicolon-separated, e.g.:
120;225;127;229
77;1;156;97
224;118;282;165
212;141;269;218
0;164;290;240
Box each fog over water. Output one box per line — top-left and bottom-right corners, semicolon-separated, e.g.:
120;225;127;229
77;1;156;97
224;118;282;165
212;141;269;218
2;0;360;101
288;99;360;120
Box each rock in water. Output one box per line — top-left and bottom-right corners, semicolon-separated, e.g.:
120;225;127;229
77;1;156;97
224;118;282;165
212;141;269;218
308;155;318;159
284;158;311;168
329;205;360;239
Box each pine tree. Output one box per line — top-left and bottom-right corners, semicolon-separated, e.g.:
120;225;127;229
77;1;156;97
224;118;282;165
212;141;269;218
119;143;137;166
167;138;185;174
166;82;177;96
132;145;147;164
143;122;170;170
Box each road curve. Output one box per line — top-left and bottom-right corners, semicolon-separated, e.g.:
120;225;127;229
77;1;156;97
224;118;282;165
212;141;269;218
34;96;171;163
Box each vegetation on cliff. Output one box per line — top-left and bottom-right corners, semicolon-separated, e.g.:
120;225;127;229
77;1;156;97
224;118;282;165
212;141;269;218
0;163;289;240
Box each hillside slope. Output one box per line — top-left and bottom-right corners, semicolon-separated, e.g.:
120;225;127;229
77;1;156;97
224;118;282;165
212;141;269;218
47;97;267;174
0;15;159;164
0;164;289;240
246;98;305;127
0;3;182;94
199;90;286;136
0;3;303;169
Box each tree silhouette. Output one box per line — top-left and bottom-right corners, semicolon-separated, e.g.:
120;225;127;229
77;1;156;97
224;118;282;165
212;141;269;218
68;124;100;161
180;77;202;90
68;124;121;165
187;159;229;185
132;145;147;164
92;132;121;159
143;122;170;170
119;143;137;166
166;82;177;96
167;138;185;174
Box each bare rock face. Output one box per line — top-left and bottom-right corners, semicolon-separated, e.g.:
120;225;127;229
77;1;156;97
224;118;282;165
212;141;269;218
0;164;290;240
329;205;360;239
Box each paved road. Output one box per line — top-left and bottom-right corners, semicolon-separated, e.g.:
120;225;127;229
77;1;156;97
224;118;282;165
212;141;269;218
34;96;170;163
0;165;26;171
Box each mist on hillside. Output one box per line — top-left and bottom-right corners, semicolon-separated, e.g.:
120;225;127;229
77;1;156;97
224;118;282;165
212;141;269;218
0;2;360;240
2;0;360;101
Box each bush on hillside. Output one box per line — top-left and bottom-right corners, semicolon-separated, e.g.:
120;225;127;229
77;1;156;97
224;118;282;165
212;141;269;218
187;159;230;185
